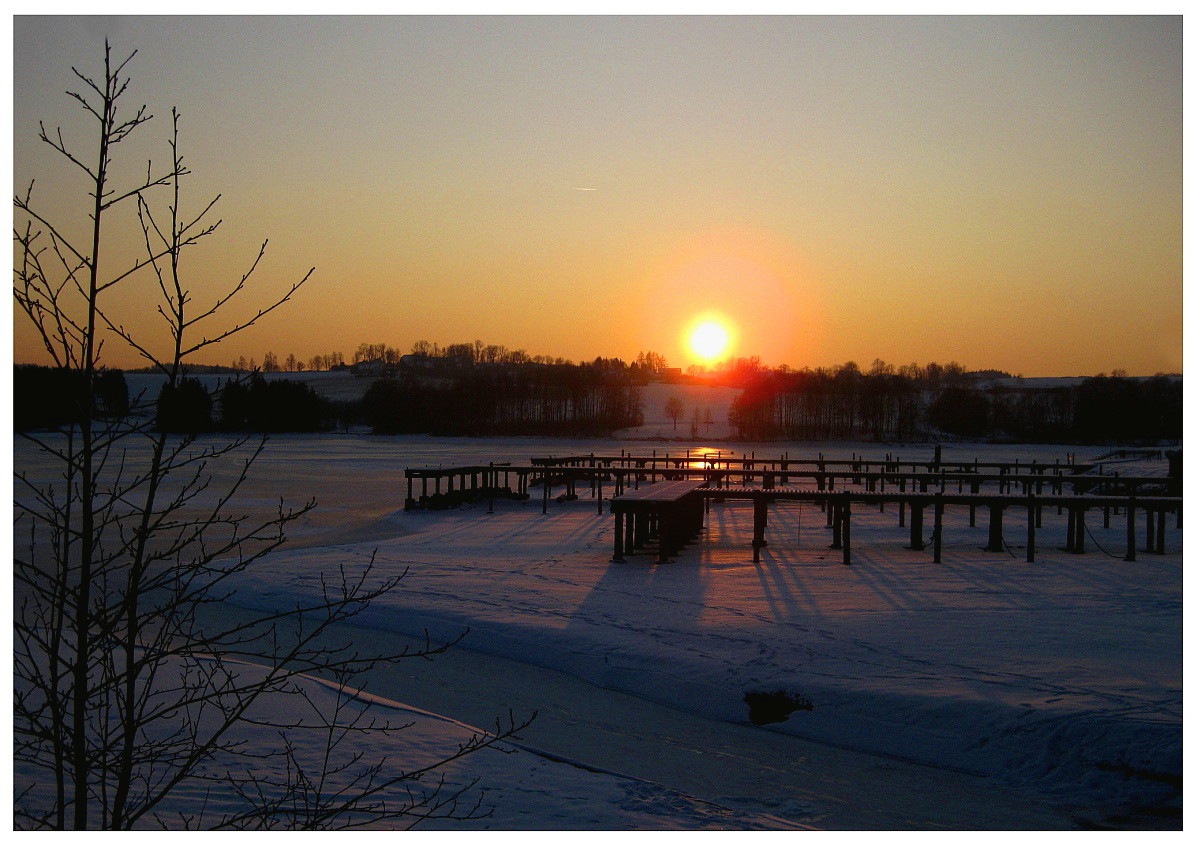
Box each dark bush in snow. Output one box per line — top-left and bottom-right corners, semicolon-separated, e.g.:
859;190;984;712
156;377;213;434
744;690;814;725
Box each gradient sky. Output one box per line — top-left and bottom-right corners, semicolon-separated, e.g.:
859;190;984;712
12;15;1182;375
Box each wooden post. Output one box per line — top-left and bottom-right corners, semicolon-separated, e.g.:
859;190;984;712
657;507;670;564
1125;496;1137;562
1144;507;1155;553
830;496;842;549
1156;508;1166;554
842;496;851;565
1026;493;1036;563
932;494;943;563
752;494;767;563
488;463;494;514
612;511;625;562
909;499;925;550
985;502;1004;552
542;472;549;515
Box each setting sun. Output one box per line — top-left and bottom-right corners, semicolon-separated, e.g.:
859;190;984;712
687;319;732;363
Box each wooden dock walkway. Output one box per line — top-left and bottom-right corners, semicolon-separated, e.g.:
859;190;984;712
403;449;1180;566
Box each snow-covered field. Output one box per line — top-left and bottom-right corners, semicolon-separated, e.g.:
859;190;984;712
12;435;1182;829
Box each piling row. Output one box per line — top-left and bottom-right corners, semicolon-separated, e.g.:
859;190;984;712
403;452;1181;565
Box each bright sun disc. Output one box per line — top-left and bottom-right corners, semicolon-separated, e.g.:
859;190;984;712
689;320;730;362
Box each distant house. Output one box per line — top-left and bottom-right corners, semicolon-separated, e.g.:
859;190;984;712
350;359;387;378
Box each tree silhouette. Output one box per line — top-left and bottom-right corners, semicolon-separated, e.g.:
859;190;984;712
665;396;684;431
13;43;527;830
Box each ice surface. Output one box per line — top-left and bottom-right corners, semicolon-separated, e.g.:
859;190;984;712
13;434;1181;828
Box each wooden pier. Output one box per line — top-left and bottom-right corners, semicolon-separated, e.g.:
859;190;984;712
404;449;1181;565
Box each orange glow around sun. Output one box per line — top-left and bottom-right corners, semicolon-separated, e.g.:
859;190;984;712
685;315;734;364
637;227;818;371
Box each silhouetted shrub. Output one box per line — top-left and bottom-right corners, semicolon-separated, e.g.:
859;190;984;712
743;690;814;725
14;366;85;431
14;365;128;431
94;369;129;417
156;378;213;434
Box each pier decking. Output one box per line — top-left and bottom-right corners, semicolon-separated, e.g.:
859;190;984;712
610;480;707;564
404;448;1181;565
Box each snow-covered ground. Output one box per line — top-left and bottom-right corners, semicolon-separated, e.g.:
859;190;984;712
12;435;1182;829
616;381;742;440
13;651;795;830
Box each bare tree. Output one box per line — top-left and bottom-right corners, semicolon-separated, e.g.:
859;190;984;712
13;43;528;830
665;396;684;431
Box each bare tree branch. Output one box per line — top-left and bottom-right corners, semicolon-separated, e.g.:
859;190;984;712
15;42;523;832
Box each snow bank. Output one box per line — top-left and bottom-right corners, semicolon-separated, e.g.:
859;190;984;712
13;654;799;830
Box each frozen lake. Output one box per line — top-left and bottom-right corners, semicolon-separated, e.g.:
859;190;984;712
12;433;1182;829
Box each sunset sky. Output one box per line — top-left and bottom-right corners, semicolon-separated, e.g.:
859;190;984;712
11;14;1183;376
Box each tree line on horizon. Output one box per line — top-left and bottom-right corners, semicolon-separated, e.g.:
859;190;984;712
213;341;671;375
15;358;1181;445
361;363;644;436
728;363;1182;444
